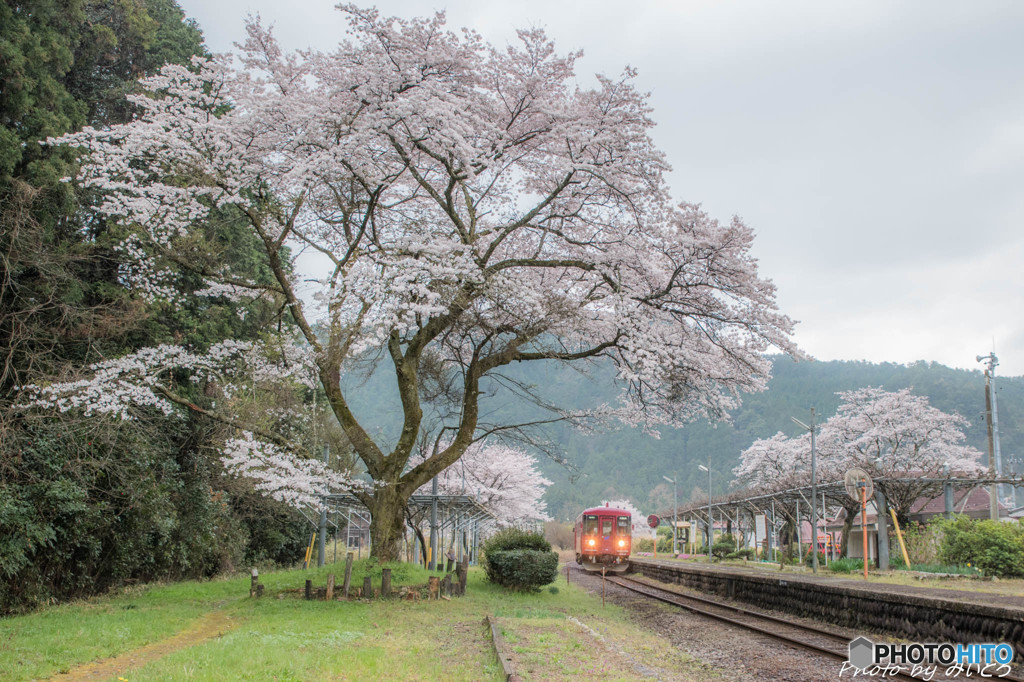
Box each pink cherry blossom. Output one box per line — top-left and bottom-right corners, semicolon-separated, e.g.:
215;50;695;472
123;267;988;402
38;6;800;560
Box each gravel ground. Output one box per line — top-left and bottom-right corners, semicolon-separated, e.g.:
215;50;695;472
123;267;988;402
565;565;974;682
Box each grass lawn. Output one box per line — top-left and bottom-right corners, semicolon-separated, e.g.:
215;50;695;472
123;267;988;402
0;560;713;681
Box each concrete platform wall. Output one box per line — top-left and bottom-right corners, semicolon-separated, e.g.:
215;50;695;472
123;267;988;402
631;558;1024;656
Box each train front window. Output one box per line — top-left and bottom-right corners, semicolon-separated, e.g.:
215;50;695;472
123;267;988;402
617;516;630;535
601;518;613;536
583;515;599;535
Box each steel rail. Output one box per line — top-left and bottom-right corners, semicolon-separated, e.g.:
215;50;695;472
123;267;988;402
604;574;1023;682
615;575;853;645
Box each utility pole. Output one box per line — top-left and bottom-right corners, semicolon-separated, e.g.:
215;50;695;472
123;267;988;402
792;409;818;573
662;476;677;554
318;445;329;567
698;458;712;558
981;360;999;520
979;352;1006;507
428;475;439;570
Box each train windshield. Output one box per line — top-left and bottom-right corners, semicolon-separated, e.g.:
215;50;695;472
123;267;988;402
617;516;630;535
583;515;599;534
601;518;613;536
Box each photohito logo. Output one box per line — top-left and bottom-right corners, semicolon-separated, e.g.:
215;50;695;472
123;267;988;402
842;636;1015;678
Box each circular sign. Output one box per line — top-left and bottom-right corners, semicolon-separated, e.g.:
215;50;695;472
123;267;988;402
844;467;874;502
647;514;660;529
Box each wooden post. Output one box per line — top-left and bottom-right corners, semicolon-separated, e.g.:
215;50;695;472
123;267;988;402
305;579;312;601
326;574;335;601
381;568;392;598
440;573;452;598
428;576;440;600
363;575;372;599
250;568;260;597
342;552;353;598
889;509;912;569
458;556;469;595
303;532;315;570
566;564;570;585
601;566;606;607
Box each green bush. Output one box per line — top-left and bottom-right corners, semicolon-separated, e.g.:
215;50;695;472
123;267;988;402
711;534;738;559
484;549;559;591
656;527;674;553
725;548;755;560
481;527;552;554
828;557;864;574
936;516;1024;578
481;528;558;591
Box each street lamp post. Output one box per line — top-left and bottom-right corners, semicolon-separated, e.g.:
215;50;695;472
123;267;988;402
698;459;712;559
792;409;818;574
663;476;677;555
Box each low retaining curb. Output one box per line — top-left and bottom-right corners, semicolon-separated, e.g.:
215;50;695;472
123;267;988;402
631;558;1024;656
485;615;521;682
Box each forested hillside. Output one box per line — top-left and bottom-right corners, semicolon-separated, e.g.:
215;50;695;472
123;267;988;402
536;356;1022;521
337;353;1021;522
0;0;339;614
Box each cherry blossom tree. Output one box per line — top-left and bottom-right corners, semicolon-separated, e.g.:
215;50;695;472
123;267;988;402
733;432;809;492
33;6;799;561
734;388;984;551
411;442;552;528
820;387;983;523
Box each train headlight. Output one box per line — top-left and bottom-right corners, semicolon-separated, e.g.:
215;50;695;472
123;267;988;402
618;539;625;547
587;538;595;547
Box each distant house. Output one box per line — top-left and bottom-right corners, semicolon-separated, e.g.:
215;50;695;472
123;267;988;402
908;486;1011;523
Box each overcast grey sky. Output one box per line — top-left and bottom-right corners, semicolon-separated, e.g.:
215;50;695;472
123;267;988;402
178;0;1024;376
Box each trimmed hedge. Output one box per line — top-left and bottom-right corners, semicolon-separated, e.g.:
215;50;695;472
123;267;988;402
481;528;558;591
484;549;559;591
482;527;552;553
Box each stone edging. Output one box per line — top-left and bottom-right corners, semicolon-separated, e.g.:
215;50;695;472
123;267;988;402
484;615;521;682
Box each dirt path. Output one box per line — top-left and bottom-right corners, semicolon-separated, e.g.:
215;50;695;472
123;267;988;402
50;609;235;681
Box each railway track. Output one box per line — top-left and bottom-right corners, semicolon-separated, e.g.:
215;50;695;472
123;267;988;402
600;572;1023;682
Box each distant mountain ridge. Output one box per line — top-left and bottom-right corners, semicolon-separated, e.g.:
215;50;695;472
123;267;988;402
341;355;1021;522
534;356;1022;521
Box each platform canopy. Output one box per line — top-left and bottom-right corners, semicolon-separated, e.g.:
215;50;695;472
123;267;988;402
663;475;1024;523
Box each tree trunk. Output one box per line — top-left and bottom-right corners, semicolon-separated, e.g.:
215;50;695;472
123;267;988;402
840;502;857;557
367;487;408;562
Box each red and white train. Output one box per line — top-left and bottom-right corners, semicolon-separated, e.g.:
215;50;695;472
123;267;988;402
573;503;632;573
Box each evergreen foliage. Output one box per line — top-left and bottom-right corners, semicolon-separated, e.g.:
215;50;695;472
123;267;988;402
481;527;553;555
480;528;558;591
0;1;325;613
936;516;1024;578
711;533;739;559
